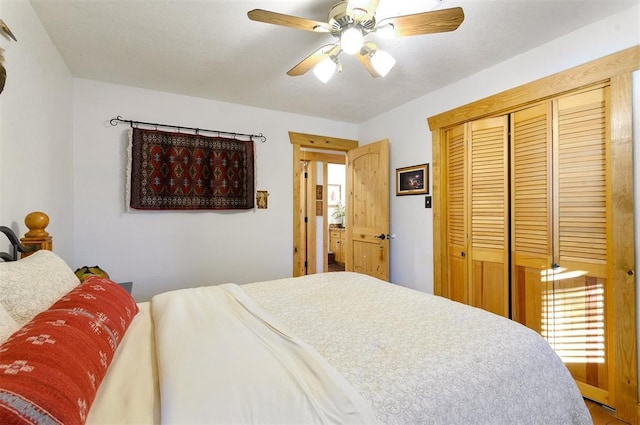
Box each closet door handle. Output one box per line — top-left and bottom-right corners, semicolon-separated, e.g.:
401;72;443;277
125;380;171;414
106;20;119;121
374;233;387;240
461;251;466;258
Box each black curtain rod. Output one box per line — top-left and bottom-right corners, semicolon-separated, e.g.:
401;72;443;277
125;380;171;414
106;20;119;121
109;115;266;143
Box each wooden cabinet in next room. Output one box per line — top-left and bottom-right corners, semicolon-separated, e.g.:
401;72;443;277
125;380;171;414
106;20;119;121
329;228;345;264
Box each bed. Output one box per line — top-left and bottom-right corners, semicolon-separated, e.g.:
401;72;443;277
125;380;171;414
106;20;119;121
0;219;592;425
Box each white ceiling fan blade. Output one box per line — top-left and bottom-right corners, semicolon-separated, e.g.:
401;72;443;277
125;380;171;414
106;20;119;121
347;0;380;22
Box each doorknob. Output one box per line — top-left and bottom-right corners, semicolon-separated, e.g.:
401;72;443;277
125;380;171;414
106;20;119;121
374;233;387;240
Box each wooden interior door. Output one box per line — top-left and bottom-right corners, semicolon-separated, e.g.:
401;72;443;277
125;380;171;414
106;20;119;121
296;160;309;276
443;124;467;303
467;116;510;317
345;139;390;281
552;87;613;406
512;87;614;407
511;102;552;333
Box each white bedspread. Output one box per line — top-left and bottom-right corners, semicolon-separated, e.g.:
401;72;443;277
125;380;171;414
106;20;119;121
151;283;379;425
87;272;592;425
243;272;592;425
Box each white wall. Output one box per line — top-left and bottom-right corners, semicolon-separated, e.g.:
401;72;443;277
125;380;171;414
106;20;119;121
0;0;73;261
360;4;640;293
2;0;637;301
73;79;357;301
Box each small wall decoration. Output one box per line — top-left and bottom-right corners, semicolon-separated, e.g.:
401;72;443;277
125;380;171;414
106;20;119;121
328;184;341;206
396;163;429;196
256;191;269;209
315;185;323;216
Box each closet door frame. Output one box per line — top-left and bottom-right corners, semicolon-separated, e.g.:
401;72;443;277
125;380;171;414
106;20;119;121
429;46;639;424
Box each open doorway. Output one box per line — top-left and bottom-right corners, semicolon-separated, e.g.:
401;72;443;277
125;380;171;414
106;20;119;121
327;164;346;272
298;154;346;275
290;133;391;280
290;132;358;277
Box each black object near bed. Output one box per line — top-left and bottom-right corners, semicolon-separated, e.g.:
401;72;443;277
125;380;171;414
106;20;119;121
0;211;52;261
0;226;36;261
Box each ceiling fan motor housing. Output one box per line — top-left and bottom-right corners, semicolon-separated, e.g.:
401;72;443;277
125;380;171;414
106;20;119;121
328;1;376;38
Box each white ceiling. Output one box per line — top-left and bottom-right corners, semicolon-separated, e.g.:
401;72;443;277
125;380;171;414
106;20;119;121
29;0;638;123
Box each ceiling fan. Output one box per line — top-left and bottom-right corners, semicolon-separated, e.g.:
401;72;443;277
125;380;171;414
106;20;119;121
247;0;464;83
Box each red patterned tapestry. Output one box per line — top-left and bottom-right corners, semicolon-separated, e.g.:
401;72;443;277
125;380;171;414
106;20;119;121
129;128;255;210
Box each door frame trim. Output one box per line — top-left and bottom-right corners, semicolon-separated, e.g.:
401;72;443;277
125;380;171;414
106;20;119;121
290;132;358;277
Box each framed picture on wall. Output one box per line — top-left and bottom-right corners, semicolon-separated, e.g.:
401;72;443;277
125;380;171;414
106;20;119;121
396;164;429;196
328;184;341;206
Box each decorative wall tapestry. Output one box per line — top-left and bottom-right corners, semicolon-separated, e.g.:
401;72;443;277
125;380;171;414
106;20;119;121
128;128;255;210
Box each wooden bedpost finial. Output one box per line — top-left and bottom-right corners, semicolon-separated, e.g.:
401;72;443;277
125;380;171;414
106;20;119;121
20;211;53;258
24;211;50;238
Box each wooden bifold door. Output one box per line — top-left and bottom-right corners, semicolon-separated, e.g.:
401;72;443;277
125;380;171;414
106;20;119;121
443;85;613;406
511;87;612;405
432;47;638;424
444;117;509;317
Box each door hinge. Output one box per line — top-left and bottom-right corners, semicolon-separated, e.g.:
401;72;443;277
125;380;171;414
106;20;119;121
304;216;308;223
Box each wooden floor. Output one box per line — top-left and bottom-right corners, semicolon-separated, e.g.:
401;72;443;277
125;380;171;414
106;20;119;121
586;399;629;425
327;261;345;272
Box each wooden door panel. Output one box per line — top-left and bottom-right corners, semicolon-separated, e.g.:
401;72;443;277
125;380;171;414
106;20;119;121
346;140;390;280
444;125;466;302
471;260;507;316
513;88;613;407
549;275;608;388
468;116;509;317
511;103;552;330
556;89;608;266
352;237;387;280
553;87;612;406
447;245;466;303
513;264;548;332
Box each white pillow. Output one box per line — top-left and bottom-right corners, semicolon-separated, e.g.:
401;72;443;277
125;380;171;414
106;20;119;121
0;305;21;343
0;250;80;324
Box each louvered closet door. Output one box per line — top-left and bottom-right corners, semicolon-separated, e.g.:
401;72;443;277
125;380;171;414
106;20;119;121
444;125;467;304
468;117;509;317
511;103;552;334
553;87;612;405
513;88;612;406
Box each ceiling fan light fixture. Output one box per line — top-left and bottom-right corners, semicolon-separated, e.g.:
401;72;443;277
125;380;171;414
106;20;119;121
313;56;338;83
340;26;364;55
370;49;396;77
377;22;395;39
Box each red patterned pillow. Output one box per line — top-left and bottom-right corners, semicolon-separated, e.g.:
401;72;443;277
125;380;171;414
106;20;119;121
0;277;138;424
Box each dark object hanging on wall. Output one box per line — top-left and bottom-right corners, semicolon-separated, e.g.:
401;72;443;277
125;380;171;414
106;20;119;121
128;128;255;210
0;19;17;41
0;53;6;95
0;18;17;95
